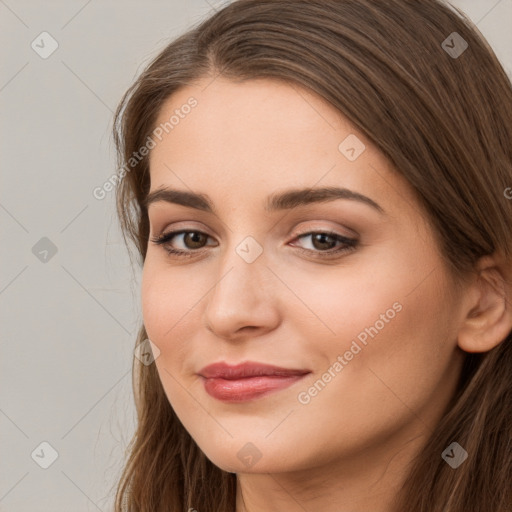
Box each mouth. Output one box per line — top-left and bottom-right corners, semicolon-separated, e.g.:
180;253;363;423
198;362;311;403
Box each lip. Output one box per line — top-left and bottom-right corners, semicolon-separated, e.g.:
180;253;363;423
198;362;311;402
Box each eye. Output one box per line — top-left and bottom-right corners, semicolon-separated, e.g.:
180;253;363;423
291;231;358;258
150;229;358;260
150;230;216;257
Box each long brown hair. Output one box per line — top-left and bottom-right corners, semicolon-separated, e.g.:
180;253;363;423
112;1;512;510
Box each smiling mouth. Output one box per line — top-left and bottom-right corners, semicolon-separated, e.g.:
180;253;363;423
198;361;311;402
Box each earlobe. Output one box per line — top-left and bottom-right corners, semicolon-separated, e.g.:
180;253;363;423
457;256;512;354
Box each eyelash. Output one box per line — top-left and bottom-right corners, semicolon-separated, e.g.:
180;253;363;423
150;229;358;260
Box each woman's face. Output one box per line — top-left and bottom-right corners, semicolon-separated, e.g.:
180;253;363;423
142;77;467;475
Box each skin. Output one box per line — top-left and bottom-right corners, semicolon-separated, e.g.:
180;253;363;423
142;76;494;512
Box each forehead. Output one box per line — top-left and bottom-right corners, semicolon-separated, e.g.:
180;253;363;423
151;78;346;168
147;77;421;226
151;79;385;180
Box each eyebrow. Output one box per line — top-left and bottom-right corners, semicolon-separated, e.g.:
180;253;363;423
143;186;384;214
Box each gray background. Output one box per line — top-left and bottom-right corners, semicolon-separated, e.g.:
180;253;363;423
0;0;510;510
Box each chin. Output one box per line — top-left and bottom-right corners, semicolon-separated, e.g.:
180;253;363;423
198;438;305;474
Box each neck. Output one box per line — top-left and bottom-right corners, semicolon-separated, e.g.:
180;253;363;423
235;424;430;512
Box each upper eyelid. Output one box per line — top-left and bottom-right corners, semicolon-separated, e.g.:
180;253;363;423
150;221;213;238
151;218;358;237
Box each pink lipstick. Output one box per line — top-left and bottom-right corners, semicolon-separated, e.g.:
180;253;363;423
198;362;310;402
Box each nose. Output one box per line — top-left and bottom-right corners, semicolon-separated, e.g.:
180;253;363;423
203;246;281;341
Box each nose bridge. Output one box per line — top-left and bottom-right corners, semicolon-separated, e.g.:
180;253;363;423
209;234;269;308
203;234;278;337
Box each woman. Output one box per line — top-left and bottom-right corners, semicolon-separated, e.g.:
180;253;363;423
112;1;512;510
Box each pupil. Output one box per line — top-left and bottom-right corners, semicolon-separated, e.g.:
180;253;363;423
313;233;334;250
186;232;205;249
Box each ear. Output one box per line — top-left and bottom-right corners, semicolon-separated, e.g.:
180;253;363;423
457;254;512;353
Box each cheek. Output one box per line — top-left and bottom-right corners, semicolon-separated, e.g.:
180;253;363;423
266;257;404;349
295;267;458;443
141;260;206;418
141;260;200;364
287;253;456;393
